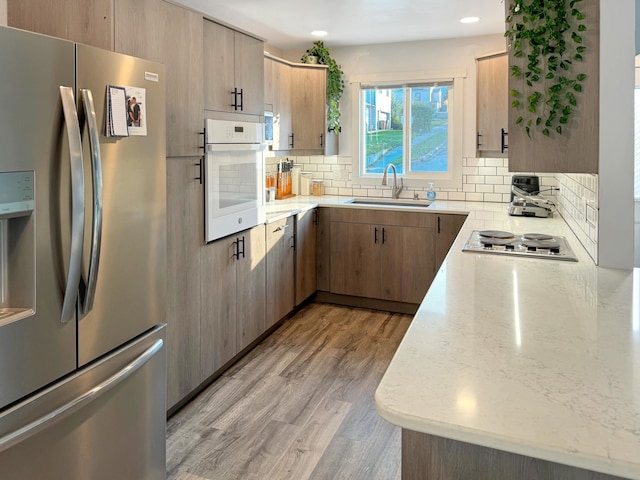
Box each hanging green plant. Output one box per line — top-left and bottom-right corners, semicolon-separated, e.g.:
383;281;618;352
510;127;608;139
301;41;345;134
505;0;588;138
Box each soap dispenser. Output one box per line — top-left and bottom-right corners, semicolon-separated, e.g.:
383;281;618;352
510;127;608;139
426;183;436;201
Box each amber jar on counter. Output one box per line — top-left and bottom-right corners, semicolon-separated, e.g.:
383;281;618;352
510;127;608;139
312;179;324;196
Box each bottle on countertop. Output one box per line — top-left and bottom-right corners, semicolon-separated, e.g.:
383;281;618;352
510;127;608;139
426;182;436;201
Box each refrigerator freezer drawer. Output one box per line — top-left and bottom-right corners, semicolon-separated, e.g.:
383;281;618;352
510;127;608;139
0;325;166;480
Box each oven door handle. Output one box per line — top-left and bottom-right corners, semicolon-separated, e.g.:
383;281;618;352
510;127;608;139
206;143;266;152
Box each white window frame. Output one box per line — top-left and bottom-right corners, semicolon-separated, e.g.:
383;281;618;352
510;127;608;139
350;69;465;189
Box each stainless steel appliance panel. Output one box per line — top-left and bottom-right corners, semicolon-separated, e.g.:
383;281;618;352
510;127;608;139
75;45;167;366
0;27;77;409
0;325;166;480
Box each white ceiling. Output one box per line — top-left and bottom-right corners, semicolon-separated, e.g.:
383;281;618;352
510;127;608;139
174;0;507;50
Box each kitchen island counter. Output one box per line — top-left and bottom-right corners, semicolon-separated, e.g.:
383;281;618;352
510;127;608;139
373;201;640;479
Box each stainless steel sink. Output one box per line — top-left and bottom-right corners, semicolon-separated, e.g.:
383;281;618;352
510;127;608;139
347;198;432;208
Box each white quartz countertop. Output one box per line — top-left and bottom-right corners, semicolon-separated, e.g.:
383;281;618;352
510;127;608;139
264;195;640;478
373;201;640;479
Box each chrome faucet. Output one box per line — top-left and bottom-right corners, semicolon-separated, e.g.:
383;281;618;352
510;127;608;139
381;163;404;199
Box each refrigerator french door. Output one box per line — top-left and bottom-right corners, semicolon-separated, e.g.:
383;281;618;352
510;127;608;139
0;26;167;479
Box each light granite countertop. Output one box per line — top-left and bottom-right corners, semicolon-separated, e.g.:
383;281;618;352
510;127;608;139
264;195;640;478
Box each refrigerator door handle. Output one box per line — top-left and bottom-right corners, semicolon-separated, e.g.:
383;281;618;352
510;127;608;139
0;339;163;454
79;89;103;315
59;86;85;324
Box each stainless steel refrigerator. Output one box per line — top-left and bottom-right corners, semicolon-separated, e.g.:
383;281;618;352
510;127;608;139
0;26;167;479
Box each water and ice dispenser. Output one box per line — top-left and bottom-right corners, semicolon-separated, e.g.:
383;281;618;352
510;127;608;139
0;171;35;322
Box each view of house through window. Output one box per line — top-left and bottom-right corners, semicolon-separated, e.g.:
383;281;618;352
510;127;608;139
362;82;451;175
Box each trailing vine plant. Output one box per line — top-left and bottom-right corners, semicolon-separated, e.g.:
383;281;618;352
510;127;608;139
505;0;588;137
301;41;345;133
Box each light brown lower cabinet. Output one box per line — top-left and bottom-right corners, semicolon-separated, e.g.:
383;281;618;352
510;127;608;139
402;429;625;480
435;214;467;272
295;209;317;306
329;209;438;304
201;225;266;379
266;217;295;328
166;157;203;409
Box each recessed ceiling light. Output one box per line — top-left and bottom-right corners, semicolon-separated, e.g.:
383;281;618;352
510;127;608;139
311;30;328;37
460;16;480;24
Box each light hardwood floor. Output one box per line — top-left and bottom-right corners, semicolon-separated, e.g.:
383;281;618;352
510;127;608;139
167;302;412;480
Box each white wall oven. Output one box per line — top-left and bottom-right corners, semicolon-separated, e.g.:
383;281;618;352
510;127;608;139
204;118;265;243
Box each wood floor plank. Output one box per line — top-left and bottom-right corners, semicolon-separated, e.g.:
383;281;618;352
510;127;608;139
167;303;412;480
266;396;352;480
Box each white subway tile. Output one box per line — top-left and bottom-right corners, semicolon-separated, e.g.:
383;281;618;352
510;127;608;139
496;167;509;176
484;193;504;203
485;176;505;185
338;188;354;196
338;156;353;165
476;184;494;193
485;158;505;167
448;192;466;201
465;192;484;202
463;166;479;175
463;184;476;193
317;164;331;172
324;186;339;195
478;166;497;176
494;184;511;194
323;156;338;164
352;188;368;196
466;175;485;184
436;191;449;200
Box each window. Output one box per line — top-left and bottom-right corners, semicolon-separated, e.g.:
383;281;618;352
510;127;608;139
352;71;464;189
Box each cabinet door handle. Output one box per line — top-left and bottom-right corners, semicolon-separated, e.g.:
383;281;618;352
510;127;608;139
312;209;318;225
291;233;296;250
382;227;386;244
231;88;237;109
238;88;244;111
274;224;288;232
232;238;239;260
240;236;246;259
476;132;482;148
374;227;378;244
320;133;324;148
231;87;241;110
437;216;441;234
501;128;509;153
289;133;295;149
195;159;203;184
198;130;205;150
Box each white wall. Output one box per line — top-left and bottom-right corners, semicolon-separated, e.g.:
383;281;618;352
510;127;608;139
599;0;635;269
282;34;506;160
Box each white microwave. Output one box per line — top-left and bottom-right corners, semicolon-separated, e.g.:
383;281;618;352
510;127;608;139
204;118;266;243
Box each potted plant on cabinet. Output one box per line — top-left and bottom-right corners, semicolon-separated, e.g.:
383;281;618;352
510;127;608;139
301;40;345;134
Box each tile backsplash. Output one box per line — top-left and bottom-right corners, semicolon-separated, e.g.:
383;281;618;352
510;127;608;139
265;153;599;263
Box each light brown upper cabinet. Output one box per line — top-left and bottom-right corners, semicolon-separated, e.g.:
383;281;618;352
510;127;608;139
264;55;338;155
8;0;113;50
264;56;293;150
203;20;264;116
290;65;327;151
506;0;599;173
476;52;508;157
